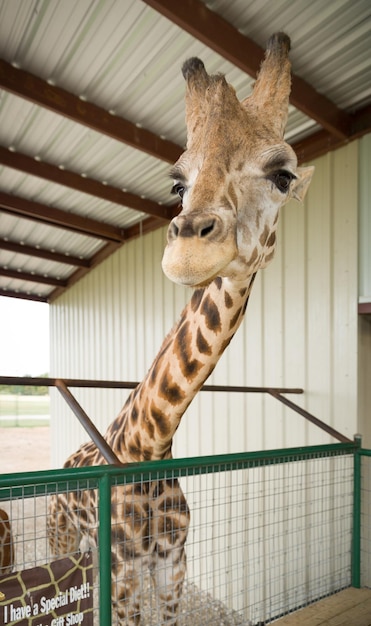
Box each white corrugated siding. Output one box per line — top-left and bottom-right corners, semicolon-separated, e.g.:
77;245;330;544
50;140;359;468
359;134;371;301
358;133;371;450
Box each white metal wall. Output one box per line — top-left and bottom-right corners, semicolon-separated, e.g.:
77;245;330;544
358;133;371;448
50;141;359;468
359;134;371;302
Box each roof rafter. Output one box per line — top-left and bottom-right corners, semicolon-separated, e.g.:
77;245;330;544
0;192;125;242
0;59;182;164
0;289;48;303
143;0;353;140
0;267;68;287
0;239;91;268
293;102;371;162
0;146;173;221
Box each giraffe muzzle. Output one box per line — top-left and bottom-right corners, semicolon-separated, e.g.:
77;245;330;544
162;213;237;286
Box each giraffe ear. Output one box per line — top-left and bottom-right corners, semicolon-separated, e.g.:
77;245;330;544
291;166;315;202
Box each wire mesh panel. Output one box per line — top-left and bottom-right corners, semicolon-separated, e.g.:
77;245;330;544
0;445;355;626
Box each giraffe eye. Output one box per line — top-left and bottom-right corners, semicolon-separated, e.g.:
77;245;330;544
171;182;186;199
270;170;296;193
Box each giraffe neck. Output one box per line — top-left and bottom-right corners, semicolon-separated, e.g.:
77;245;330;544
105;273;256;461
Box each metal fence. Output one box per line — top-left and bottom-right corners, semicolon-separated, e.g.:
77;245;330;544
0;441;363;626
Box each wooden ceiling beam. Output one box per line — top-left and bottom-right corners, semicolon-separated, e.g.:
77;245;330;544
0;146;173;221
0;239;91;268
0;59;182;164
0;289;48;303
293;103;371;163
144;0;352;140
0;267;68;287
0;192;125;242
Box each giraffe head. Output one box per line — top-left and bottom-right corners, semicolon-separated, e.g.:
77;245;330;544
162;33;314;287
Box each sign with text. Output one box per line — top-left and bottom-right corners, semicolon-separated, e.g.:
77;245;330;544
0;553;93;625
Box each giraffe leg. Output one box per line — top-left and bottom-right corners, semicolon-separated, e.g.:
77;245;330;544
150;544;187;624
0;508;14;574
47;493;81;556
112;554;151;625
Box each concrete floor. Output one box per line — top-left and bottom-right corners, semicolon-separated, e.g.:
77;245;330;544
273;588;371;625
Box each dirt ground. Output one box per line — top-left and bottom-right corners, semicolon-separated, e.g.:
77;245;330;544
0;426;51;473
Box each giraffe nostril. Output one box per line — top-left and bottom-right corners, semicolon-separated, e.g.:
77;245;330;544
199;220;216;238
168;220;180;241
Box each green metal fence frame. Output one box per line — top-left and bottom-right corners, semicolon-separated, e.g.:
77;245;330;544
0;440;362;625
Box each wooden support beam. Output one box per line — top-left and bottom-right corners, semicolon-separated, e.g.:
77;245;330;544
0;146;172;221
0;289;48;303
143;0;352;140
0;239;91;268
293;102;371;163
0;267;68;287
0;59;182;164
0;192;125;242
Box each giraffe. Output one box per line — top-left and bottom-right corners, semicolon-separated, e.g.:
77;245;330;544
0;508;14;575
47;33;313;625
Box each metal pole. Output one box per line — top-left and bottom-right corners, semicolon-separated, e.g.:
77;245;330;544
267;389;353;443
98;472;112;626
55;379;122;466
352;434;362;588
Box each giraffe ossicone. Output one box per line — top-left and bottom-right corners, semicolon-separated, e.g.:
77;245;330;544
48;33;313;625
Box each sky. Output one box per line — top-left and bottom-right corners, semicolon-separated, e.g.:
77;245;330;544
0;297;50;376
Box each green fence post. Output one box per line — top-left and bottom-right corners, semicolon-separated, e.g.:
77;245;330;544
99;472;112;626
352;434;362;588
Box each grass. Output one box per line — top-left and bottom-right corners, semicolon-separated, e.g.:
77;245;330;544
0;394;50;426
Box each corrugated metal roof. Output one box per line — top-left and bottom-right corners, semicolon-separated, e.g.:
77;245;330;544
0;0;370;301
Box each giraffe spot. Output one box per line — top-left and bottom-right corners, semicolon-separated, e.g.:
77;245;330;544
229;306;243;330
239;287;247;298
156;546;170;559
220;194;234;210
123;502;146;530
224;290;233;308
267;231;276;247
127;433;143;460
158;495;190;514
172;546;185;566
111;550;118;573
158;370;186;406
227;182;238;207
142;446;154;460
142;413;155;440
214;276;222;290
237;159;245;171
259;224;270;246
150;402;172;437
165;477;178;489
218;336;234;356
249;246;259;265
152;480;165;499
191;288;205;312
242;294;250;315
196;328;212;355
158;516;183;545
201;294;222;333
175;321;204;380
264;249;275;263
131;403;139;423
133;481;149;496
